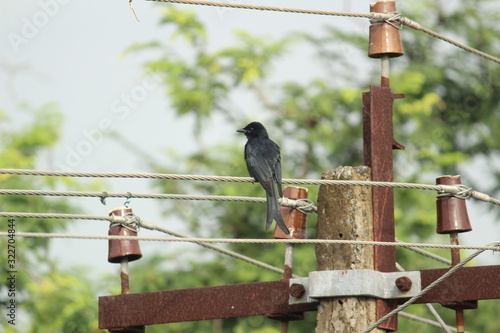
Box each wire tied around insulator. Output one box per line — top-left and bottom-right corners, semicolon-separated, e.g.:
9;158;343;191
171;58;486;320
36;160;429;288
279;197;317;214
295;199;317;214
110;212;142;232
437;185;473;200
370;12;403;30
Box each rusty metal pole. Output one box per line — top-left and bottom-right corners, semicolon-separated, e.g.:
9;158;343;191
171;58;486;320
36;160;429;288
365;1;404;330
270;186;309;331
449;231;465;333
362;69;404;331
436;175;474;333
381;55;390;87
120;257;130;294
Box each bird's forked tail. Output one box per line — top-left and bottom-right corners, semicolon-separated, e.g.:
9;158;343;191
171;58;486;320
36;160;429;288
265;185;290;235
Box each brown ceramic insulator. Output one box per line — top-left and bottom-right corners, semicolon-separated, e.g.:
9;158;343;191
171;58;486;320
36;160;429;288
273;186;308;239
108;207;143;263
436;176;472;234
368;0;404;58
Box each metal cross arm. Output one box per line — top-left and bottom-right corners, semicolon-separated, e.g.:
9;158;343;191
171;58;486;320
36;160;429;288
286;266;500;306
98;280;318;330
98;266;499;329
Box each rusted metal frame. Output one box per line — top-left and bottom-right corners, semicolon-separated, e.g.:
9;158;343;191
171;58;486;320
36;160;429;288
449;232;466;332
98;265;500;329
404;265;500;305
363;85;404;331
99;280;318;329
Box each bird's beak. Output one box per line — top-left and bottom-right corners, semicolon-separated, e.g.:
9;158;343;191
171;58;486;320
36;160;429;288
236;128;247;133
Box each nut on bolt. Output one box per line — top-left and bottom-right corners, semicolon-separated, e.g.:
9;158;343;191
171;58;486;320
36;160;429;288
395;276;412;292
289;283;306;298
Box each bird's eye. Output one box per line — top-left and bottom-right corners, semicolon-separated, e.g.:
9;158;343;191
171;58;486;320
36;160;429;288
248;128;253;132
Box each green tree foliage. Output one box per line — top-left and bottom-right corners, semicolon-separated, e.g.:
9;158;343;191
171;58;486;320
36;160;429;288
22;269;104;333
0;104;107;333
125;1;500;332
0;104;72;285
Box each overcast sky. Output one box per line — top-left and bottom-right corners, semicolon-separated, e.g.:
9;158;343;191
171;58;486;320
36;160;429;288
1;0;497;273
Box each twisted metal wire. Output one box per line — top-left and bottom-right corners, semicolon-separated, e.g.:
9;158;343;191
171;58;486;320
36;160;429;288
1;228;498;251
1;169;499;205
363;243;495;333
146;0;500;64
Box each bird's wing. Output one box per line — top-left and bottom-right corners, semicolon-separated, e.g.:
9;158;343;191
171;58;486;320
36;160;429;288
245;142;275;195
274;154;283;198
265;139;283;198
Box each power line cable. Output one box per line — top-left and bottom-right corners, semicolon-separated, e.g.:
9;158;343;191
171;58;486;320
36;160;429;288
0;211;296;276
1;229;498;251
138;219;300;277
1;169;499;205
362;243;494;333
396;238;453;266
148;0;376;18
424;304;452;333
0;189;317;213
399;311;468;333
396;263;452;333
0;210;462;276
146;0;500;64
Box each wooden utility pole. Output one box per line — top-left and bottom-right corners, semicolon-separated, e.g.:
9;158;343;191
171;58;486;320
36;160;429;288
315;166;384;333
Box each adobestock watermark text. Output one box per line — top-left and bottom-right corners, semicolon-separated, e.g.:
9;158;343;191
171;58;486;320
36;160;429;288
8;0;72;54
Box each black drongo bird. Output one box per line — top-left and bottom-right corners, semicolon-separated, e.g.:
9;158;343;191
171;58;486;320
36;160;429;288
237;122;290;235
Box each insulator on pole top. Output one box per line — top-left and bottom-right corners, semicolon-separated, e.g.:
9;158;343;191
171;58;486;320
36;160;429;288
368;0;404;58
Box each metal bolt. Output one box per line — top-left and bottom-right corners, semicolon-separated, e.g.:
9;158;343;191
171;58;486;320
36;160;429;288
395;276;412;292
289;283;306;298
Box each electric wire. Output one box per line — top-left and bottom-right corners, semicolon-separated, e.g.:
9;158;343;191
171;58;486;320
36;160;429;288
147;0;377;19
399;311;468;333
139;219;299;277
396;263;452;333
146;0;500;64
0;210;295;276
0;189;317;213
424;304;452;333
362;243;494;333
1;169;499;205
1;229;498;252
396;238;453;266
